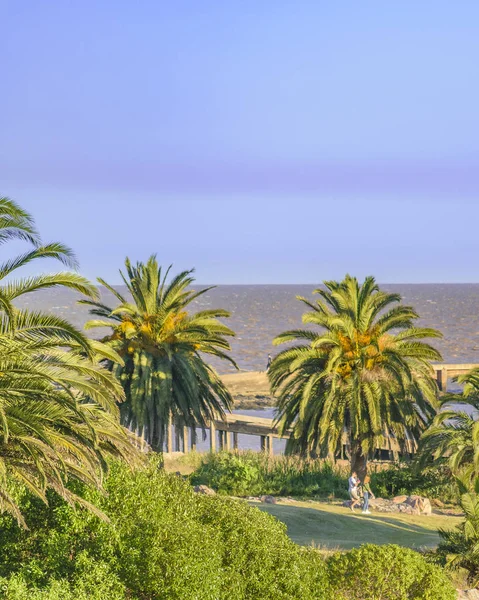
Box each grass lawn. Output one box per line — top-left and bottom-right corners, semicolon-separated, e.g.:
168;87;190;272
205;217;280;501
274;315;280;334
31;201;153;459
253;500;462;551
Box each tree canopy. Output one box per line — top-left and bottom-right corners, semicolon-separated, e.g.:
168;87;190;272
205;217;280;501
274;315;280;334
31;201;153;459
82;256;236;450
269;275;442;477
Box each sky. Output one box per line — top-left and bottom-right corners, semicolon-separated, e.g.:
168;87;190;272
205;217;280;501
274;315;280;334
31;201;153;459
2;1;479;284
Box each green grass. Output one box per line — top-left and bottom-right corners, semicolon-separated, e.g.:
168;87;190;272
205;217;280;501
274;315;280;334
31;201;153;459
253;500;462;551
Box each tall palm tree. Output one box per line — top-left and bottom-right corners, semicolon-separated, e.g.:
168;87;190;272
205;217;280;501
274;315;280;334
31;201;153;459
417;368;479;480
81;256;236;450
269;275;442;479
0;197;137;525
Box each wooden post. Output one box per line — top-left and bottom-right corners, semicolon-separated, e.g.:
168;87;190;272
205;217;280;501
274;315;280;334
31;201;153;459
219;431;225;450
210;421;216;452
183;426;189;453
260;435;266;451
267;434;274;457
233;432;239;450
191;429;197;452
166;412;173;454
175;427;181;452
441;367;448;392
225;430;232;451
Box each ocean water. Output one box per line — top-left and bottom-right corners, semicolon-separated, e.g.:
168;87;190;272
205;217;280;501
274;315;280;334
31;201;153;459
15;283;479;374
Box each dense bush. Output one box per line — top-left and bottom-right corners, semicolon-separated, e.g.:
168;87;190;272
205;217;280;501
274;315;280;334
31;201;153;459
190;451;349;498
0;556;126;599
327;544;457;600
0;458;457;599
371;463;458;503
190;452;459;503
0;458;331;599
197;494;330;599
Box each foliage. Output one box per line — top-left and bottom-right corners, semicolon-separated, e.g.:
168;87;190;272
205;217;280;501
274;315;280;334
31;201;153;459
190;451;349;498
82;255;236;450
269;275;442;478
0;458;331;599
371;463;459;504
0;197;98;320
417;367;479;482
196;494;330;599
0;198;137;525
0;556;125;599
327;544;456;600
435;476;479;586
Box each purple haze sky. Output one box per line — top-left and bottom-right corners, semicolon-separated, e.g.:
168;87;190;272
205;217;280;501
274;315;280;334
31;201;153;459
2;1;479;284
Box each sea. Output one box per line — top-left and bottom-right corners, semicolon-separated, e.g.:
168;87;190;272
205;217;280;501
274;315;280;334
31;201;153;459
16;284;479;453
16;283;479;373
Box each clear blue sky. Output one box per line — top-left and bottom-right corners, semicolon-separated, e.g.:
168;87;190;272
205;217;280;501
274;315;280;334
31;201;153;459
2;1;479;283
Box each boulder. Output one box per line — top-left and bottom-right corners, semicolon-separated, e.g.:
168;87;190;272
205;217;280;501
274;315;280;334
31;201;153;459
405;495;432;516
458;591;479;600
433;498;445;508
367;495;431;515
193;485;216;496
260;495;277;504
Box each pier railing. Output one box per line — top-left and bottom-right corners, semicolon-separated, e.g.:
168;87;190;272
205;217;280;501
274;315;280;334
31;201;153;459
165;363;479;457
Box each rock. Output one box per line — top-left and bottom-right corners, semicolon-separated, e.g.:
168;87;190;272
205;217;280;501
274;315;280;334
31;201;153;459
405;496;432;516
193;485;216;496
433;498;445;508
366;495;431;515
260;495;277;504
458;590;479;600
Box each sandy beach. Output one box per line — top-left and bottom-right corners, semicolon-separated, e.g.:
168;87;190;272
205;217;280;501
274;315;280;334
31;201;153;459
220;371;275;408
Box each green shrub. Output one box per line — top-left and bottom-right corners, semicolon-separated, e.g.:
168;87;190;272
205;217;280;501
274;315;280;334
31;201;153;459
190;451;349;498
0;555;125;599
0;458;330;599
327;544;456;600
371;463;458;503
197;495;330;599
0;459;455;599
0;460;223;599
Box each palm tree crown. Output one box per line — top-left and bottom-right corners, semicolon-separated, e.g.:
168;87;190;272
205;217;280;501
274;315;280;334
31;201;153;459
82;256;236;450
269;275;442;477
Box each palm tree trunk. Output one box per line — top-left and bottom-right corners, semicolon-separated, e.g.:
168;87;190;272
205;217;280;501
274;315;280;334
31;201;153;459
351;442;368;482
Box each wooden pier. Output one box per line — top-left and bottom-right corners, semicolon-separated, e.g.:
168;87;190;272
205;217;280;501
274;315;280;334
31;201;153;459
431;363;478;391
165;363;479;456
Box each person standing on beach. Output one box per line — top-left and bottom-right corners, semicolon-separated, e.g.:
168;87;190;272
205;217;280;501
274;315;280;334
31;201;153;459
361;475;375;514
348;471;361;512
266;354;272;371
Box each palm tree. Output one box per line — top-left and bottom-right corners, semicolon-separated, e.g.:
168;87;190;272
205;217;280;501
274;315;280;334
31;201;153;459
0;197;138;525
417;368;479;480
81;256;236;450
269;275;442;479
0;320;138;526
436;475;479;586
